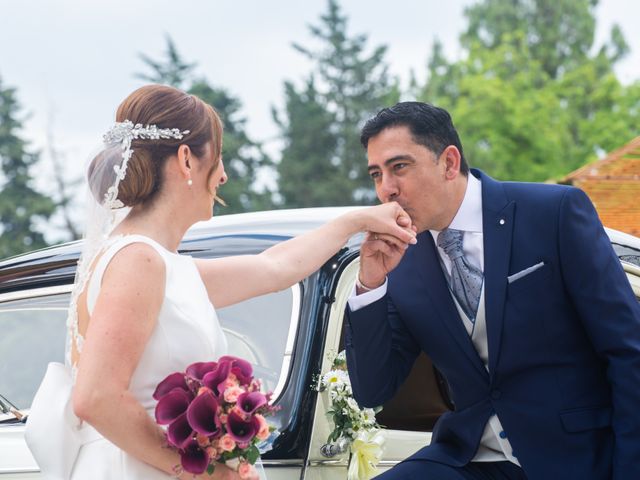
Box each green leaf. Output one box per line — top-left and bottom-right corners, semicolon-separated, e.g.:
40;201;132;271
246;445;260;465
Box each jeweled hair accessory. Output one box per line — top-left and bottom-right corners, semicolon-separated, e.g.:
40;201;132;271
101;120;190;210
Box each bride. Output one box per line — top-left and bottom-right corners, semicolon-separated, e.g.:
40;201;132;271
25;84;416;479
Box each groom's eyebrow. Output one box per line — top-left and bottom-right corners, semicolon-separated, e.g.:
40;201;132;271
367;155;415;172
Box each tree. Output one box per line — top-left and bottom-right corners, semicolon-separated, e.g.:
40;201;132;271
135;37;273;213
0;75;56;257
461;0;601;79
273;79;341;207
189;81;272;213
46;111;81;241
136;35;196;89
274;0;399;207
418;0;639;181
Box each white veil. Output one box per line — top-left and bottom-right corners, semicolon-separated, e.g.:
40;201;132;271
64;120;190;369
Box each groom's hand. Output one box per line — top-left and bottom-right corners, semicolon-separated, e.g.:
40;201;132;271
357;217;414;294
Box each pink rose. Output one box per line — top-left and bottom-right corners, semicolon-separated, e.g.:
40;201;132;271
219;413;228;424
205;446;218;460
255;414;270;441
197;386;212;396
224;373;240;390
224;385;244;403
219;434;236;452
238;462;257;479
249;379;261;392
196;433;210;447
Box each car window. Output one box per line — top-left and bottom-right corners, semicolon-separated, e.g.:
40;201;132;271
0;285;300;410
613;242;640;267
0;293;68;410
217;285;300;398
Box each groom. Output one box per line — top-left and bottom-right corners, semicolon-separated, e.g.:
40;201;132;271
344;102;640;479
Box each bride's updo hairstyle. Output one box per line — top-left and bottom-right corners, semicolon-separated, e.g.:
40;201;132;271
90;84;223;207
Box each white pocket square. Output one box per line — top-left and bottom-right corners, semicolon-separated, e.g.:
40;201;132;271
508;261;545;284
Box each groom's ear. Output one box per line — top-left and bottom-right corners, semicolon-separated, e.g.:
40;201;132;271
442;146;461;180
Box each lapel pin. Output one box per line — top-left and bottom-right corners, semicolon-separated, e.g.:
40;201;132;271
499;219;505;225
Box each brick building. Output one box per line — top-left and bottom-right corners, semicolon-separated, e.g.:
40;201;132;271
560;137;640;237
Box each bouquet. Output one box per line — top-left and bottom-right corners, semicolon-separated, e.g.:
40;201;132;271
154;355;278;478
316;351;385;480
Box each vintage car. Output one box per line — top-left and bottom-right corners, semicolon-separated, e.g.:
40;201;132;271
1;207;639;479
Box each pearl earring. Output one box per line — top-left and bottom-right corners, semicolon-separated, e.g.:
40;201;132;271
187;179;193;187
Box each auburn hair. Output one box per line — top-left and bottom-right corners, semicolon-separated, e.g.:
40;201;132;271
91;84;223;207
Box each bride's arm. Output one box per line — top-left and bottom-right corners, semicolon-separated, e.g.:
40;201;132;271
195;202;416;308
72;243;238;480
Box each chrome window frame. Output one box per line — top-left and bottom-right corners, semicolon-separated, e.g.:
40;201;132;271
268;283;301;402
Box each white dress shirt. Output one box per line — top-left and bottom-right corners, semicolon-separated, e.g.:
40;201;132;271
349;174;519;465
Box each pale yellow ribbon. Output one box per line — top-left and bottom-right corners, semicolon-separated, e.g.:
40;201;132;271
347;430;385;480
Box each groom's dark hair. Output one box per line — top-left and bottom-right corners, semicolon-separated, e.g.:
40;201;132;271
360;101;469;175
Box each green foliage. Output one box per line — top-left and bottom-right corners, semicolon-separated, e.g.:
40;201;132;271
189;81;273;214
273;78;343;206
0;75;55;257
461;0;600;79
275;0;399;207
245;444;260;465
136;37;273;214
419;0;639;182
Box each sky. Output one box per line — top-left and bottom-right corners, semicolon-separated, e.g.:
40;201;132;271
1;0;639;239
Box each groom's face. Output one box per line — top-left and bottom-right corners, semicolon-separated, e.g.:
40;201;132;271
366;125;453;233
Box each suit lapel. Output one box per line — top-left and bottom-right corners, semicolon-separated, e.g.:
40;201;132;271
415;231;488;380
476;170;515;375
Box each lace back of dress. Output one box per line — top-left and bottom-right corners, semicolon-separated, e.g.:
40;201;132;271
65;237;118;381
65;254;91;381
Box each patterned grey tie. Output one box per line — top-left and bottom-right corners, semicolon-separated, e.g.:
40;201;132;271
437;228;484;322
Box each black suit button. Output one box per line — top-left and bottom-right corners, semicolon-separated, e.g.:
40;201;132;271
491;389;502;400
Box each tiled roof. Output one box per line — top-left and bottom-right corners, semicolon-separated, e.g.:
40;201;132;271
560;137;640;237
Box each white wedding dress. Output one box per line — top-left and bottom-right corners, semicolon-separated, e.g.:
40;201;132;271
44;234;228;479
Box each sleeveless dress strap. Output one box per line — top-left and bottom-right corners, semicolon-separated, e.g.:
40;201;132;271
86;235;170;315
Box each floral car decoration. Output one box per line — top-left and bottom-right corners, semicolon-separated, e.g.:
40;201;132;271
316;350;385;480
153;355;278;478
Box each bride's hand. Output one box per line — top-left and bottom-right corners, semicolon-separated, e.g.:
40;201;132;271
189;463;242;480
351;202;417;247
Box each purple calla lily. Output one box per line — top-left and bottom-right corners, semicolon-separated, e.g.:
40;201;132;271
219;355;253;385
186;390;222;437
237;391;267;416
155;388;191;425
202;361;231;396
226;409;260;444
152;372;188;400
166;412;194;449
180;440;209;475
186;361;218;381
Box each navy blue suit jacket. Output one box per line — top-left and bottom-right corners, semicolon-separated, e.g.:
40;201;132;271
345;170;640;479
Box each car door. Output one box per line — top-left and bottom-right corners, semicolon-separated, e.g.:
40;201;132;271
305;259;438;479
305;252;640;479
0;281;305;479
0;286;70;479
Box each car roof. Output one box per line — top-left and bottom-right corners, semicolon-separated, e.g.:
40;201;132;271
0;207;364;293
0;206;638;292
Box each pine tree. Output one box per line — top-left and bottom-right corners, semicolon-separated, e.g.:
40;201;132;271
136;35;196;88
135;37;273;213
275;0;399;207
0;75;56;257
